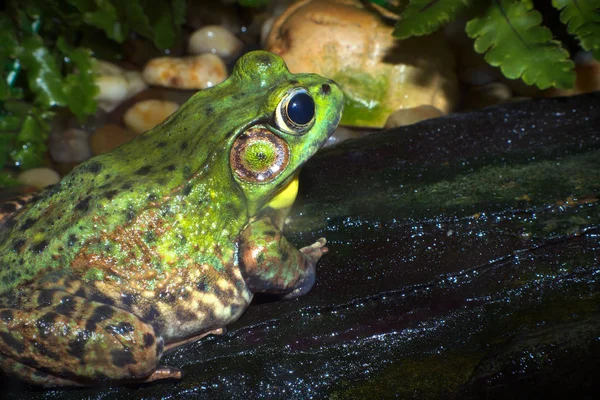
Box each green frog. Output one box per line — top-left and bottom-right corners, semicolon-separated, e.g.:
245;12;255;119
0;51;344;387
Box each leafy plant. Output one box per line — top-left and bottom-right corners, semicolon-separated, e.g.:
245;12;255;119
371;0;600;90
0;0;186;187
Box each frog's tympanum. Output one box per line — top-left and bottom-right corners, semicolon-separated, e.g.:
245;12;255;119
0;51;344;386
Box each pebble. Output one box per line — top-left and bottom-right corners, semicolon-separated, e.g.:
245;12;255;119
90;124;138;156
95;60;148;112
324;126;371;147
49;128;93;164
142;54;228;90
188;25;243;60
18;168;61;189
124;100;180;134
384;105;445;129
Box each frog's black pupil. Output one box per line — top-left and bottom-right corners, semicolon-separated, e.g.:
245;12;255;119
287;92;315;126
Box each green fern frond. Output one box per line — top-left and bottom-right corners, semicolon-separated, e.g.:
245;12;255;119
466;0;575;90
552;0;600;59
393;0;472;39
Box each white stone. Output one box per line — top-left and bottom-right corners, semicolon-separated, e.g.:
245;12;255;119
188;25;244;59
124;99;180;134
18;168;61;189
49;128;92;164
94;60;148;112
142;54;228;90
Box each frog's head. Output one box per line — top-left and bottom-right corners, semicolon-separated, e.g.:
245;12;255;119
226;51;345;216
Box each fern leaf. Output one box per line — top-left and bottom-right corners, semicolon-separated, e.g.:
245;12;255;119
466;0;575;89
552;0;600;59
393;0;472;39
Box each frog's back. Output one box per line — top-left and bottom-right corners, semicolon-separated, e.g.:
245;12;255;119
0;84;251;295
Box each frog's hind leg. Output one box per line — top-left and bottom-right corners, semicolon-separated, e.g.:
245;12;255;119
0;354;84;387
0;290;177;387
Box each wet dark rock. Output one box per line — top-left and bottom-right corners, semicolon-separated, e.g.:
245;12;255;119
4;92;599;399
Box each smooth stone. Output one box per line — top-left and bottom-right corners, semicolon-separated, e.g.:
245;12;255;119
142;54;228;89
49;128;93;164
17;168;60;189
188;25;244;59
95;60;148;112
384;105;445;128
90;124;138;155
124;99;180;134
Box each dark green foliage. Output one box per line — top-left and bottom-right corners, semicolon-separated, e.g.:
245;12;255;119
466;0;575;90
553;0;600;59
375;0;600;90
0;0;187;186
392;0;472;39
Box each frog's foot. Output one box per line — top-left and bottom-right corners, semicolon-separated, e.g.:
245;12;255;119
138;366;183;383
281;238;328;300
299;237;328;263
163;327;227;353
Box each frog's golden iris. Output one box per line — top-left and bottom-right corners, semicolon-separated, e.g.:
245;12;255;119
0;51;344;387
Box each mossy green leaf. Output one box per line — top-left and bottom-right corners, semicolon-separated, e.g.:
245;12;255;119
0;15;18;56
141;0;179;50
0;170;20;188
114;2;154;42
18;35;67;107
466;0;575;89
393;0;472;39
10;112;49;169
57;37;98;121
0;75;9;101
171;0;187;31
67;0;127;42
117;0;186;50
552;0;600;59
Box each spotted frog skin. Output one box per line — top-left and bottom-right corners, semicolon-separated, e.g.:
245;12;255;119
0;51;344;386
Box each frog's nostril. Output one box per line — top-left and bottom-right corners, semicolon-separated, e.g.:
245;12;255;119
320;84;331;95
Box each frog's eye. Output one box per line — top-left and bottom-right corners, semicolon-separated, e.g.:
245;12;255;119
275;88;315;134
231;127;289;183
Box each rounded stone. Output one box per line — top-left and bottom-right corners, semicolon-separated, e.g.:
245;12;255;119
124;100;180;134
188;25;244;59
142;54;228;90
90;124;138;156
18;168;61;189
384;105;445;129
95;60;148;112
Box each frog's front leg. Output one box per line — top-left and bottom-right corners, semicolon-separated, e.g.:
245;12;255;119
0;290;176;387
239;215;327;299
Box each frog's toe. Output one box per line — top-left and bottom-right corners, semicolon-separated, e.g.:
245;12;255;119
299;237;328;262
212;327;227;335
140;366;183;383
